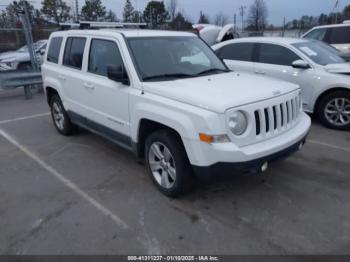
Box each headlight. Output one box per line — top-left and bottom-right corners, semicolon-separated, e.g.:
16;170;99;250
228;111;248;136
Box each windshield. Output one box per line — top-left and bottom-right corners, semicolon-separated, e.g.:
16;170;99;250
293;41;346;65
127;36;228;81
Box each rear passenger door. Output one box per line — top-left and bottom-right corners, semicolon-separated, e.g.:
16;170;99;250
61;36;87;116
83;38;130;138
216;42;256;73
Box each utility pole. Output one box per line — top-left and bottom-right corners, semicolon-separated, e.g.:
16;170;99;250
75;0;79;22
14;1;38;72
282;17;286;37
334;0;340;24
239;5;246;32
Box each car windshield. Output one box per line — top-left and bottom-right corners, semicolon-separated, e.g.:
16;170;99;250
293;41;346;65
127;36;228;81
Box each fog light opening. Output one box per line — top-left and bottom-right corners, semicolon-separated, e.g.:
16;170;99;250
261;162;268;173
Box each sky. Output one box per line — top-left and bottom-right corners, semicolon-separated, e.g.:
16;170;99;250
0;0;349;25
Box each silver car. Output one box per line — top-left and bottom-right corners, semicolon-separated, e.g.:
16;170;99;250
212;37;350;130
0;40;47;71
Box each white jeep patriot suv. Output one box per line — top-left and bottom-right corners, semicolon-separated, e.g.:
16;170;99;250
42;29;311;197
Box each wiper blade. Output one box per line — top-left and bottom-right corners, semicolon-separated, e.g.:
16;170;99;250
143;73;194;81
195;68;230;76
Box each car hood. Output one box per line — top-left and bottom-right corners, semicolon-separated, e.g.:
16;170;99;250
324;63;350;74
142;72;300;113
0;51;29;62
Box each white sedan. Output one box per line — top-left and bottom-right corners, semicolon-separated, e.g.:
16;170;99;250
212;37;350;130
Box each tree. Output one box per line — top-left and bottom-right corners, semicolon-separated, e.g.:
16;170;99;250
247;0;268;31
167;0;178;21
343;5;350;20
5;0;36;26
105;9;117;22
123;0;135;22
41;0;71;24
143;1;168;28
169;11;192;30
214;12;228;26
318;13;328;25
198;11;209;24
81;0;106;21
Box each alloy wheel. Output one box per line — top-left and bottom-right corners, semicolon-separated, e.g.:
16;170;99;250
324;98;350;127
148;142;177;189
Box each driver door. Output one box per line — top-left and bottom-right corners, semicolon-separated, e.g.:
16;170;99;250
254;43;315;108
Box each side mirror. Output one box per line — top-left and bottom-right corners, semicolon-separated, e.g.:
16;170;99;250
292;60;310;69
107;65;130;85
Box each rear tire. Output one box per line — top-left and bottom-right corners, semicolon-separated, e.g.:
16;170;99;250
144;130;194;198
50;95;77;136
317;91;350;130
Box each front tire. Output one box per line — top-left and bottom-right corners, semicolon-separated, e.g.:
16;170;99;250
318;91;350;130
50;95;76;136
144;130;194;198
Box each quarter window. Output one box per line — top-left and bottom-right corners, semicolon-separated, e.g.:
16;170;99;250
63;37;86;69
257;43;300;66
47;37;62;64
88;39;124;77
218;43;255;62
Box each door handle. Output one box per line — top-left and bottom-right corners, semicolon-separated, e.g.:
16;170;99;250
84;82;95;90
255;70;266;75
58;74;66;81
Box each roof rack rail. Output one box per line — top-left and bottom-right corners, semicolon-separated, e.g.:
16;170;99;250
59;21;147;30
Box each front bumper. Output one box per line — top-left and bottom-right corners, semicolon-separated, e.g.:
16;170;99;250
183;113;311;178
192;134;307;179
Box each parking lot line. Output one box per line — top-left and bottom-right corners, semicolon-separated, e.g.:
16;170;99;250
309;139;350;152
0;128;129;230
0;112;50;125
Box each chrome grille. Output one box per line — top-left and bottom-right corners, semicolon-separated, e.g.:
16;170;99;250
254;94;301;137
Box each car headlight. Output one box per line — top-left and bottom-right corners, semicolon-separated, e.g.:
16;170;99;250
228;110;248;136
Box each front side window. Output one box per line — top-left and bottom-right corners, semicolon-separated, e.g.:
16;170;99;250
257;43;300;66
63;37;86;69
218;43;255;62
304;28;327;41
293;41;346;65
47;37;62;64
328;26;350;44
127;37;228;81
88;39;124;77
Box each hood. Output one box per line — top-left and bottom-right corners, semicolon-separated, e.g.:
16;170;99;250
0;51;29;62
324;63;350;74
143;72;300;113
216;24;234;43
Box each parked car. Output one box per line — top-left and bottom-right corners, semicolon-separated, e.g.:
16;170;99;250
0;40;47;71
302;23;350;54
193;24;238;46
42;30;310;197
212;37;350;130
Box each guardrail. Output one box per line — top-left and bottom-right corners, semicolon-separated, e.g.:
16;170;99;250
0;71;42;99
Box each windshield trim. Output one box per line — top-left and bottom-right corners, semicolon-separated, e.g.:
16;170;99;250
125;36;229;82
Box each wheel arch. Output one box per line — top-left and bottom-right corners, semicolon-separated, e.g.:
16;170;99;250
135;118;186;159
314;87;350;113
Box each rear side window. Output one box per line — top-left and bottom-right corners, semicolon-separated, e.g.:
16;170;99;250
47;37;62;64
218;43;255;62
88;39;124;77
304;28;327;41
257;43;300;66
328;26;350;44
63;37;86;69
